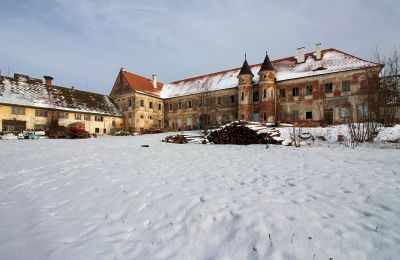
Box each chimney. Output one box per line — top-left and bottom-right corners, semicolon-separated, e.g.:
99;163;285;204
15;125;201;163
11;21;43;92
296;47;305;63
316;43;322;60
71;86;75;91
44;75;53;85
152;74;158;88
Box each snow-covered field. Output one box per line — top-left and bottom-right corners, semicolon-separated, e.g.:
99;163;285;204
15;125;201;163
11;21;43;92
0;134;399;259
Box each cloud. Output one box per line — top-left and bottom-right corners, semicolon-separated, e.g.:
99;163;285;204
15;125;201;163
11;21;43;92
0;0;399;94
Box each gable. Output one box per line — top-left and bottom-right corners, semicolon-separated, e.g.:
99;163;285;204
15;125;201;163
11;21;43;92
110;72;133;98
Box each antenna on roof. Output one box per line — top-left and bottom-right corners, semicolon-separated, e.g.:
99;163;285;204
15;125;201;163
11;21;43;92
120;67;124;72
245;53;247;60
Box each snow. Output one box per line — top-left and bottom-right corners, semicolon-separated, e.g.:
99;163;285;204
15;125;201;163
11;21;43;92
161;49;379;98
0;134;399;259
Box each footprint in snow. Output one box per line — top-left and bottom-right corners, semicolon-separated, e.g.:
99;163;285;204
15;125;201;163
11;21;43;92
138;204;149;213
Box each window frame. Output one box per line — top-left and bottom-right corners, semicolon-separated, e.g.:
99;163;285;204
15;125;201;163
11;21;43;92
292;87;299;97
342;80;350;92
325;83;333;93
306;85;313;96
11;106;25;115
279;89;286;98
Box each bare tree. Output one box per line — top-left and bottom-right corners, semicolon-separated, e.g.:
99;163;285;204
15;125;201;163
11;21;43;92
347;48;400;144
375;47;400;126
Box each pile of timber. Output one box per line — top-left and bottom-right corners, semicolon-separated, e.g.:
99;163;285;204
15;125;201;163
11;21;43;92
207;122;283;145
164;134;188;144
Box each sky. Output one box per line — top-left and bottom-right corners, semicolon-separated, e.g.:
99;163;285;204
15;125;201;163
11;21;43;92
0;0;399;94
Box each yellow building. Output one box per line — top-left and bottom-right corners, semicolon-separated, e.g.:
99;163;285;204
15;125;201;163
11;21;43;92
0;74;123;135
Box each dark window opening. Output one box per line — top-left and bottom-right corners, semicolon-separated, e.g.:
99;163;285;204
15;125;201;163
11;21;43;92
279;89;286;98
253;91;259;102
292;87;299;97
306;111;313;119
325;83;333;93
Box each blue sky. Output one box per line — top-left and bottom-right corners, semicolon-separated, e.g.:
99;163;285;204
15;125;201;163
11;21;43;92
0;0;399;94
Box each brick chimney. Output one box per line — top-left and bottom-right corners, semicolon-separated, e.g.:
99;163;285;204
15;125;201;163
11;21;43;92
315;43;322;60
296;47;305;63
44;75;53;85
152;74;158;88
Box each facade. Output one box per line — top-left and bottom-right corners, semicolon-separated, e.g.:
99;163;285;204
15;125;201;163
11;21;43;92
110;70;164;132
112;45;382;132
0;74;123;134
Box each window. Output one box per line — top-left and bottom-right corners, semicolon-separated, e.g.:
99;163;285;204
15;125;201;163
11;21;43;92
149;102;153;109
112;120;116;127
103;128;106;134
34;124;47;131
241;114;245;120
11;107;25;115
230;95;235;104
253;91;259;102
342;80;350;92
95;115;104;122
263;89;267;99
279;89;286;98
241;92;244;101
140;114;144;119
340;108;350;118
140;100;144;107
149;116;152;119
292;87;299;97
35;109;48;117
217;97;222;105
177;102;181;109
128;99;132;107
263;112;268;121
305;111;313;120
75;113;82;120
291;110;299;120
325;83;333;93
358;105;368;117
306;85;313;95
84;114;91;121
158;103;162;110
95;128;99;133
58;112;68;119
188;100;192;108
278;111;286;120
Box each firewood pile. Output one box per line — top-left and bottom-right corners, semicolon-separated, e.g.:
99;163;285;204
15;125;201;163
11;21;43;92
207;122;283;145
139;128;163;135
164;134;188;144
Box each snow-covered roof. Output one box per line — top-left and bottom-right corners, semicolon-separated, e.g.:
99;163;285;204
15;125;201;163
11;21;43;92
0;76;122;116
161;48;380;98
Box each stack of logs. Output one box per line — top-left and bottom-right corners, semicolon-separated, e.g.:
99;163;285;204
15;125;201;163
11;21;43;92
164;134;188;144
207;122;282;145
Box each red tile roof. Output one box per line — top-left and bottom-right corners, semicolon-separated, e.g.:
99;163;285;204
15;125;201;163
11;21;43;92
121;71;164;98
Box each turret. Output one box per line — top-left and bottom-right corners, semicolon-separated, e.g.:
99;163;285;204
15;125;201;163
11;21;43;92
258;51;277;122
237;54;254;121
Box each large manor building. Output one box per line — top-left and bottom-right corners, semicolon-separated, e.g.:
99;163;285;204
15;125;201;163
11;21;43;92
111;44;381;132
0;44;385;134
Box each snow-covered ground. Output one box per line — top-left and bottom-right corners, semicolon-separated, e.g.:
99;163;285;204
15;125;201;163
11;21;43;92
0;134;399;259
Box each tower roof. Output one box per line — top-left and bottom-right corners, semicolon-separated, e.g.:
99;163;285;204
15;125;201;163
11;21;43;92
259;51;275;72
238;55;254;77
